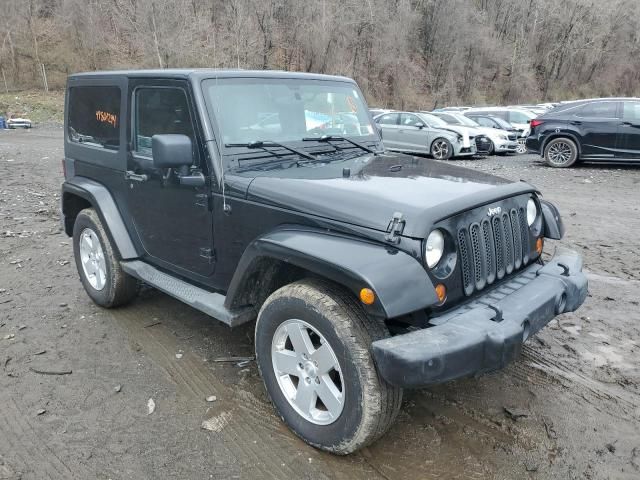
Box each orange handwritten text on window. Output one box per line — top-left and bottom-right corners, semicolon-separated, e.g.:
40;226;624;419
95;110;118;128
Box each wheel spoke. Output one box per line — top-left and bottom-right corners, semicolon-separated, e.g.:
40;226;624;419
293;382;315;412
315;376;343;417
273;350;300;376
286;322;313;356
311;343;336;375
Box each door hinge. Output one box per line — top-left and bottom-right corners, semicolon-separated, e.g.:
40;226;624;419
385;212;405;244
199;248;216;264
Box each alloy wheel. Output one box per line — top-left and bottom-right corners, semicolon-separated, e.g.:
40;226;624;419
432;140;449;160
547;141;573;165
79;228;107;290
271;319;344;425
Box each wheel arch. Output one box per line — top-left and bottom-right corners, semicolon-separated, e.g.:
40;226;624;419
225;228;438;320
62;177;138;259
541;133;582;158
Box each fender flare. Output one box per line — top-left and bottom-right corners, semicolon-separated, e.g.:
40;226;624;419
225;228;438;319
540;200;565;240
62;177;138;259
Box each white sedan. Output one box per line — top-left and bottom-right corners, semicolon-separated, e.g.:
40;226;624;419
7;117;32;129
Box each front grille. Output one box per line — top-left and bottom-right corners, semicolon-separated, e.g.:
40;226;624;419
458;207;531;296
508;133;517;141
475;135;491;153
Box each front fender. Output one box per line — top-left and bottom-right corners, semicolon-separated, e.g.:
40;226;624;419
225;228;438;319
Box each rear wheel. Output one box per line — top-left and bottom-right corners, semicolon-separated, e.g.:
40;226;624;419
72;208;139;307
430;137;453;160
544;137;578;167
255;279;402;454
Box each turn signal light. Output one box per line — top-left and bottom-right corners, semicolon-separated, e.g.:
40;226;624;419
536;237;544;255
435;284;447;304
359;288;376;305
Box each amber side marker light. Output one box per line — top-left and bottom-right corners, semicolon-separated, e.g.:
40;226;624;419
435;284;447;304
359;288;376;305
536;237;544;255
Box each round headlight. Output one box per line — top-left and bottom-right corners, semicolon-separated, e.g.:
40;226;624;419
527;198;538;226
425;230;445;268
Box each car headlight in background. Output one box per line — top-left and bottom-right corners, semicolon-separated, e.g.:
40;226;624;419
425;229;445;268
527;198;538;226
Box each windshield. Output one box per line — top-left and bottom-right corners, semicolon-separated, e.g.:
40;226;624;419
202;78;376;145
418;113;448;127
452;114;478;127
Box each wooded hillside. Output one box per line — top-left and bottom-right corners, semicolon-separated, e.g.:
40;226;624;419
1;0;639;109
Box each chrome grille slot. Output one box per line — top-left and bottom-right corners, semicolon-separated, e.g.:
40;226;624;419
458;205;532;296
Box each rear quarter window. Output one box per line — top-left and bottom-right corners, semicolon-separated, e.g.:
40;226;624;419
67;86;121;150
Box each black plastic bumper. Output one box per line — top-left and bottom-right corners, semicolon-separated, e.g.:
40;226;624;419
372;248;588;388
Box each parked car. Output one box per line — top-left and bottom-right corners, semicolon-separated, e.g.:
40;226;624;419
375;111;490;159
526;97;640;167
430;111;519;155
464;112;519;133
464;107;534;137
7;116;32;129
369;108;394;118
61;69;587;454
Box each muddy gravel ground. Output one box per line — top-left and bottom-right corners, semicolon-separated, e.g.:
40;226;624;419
0;127;639;480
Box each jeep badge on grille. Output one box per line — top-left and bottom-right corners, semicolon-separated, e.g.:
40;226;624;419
487;206;502;217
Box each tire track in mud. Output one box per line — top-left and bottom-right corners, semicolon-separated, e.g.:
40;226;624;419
112;300;377;480
0;397;89;479
520;345;640;417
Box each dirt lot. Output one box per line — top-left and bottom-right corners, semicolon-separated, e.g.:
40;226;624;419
0;127;639;480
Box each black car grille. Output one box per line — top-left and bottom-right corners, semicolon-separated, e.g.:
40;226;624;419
457;208;531;296
507;133;517;141
475;135;491;153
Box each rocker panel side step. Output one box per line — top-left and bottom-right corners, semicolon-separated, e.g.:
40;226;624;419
121;260;256;327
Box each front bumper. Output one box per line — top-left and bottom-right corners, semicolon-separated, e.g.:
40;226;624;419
372;248;588;388
495;140;518;152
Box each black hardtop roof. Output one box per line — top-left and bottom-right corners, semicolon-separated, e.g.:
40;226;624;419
68;68;354;83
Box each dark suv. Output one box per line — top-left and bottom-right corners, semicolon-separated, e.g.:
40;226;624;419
526;98;640;167
61;69;587;454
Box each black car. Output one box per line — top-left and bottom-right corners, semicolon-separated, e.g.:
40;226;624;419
526;98;640;167
61;69;587;454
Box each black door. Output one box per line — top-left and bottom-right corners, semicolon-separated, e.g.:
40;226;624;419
616;101;640;159
126;81;214;278
571;101;620;158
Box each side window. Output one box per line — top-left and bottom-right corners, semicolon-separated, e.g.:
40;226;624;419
507;111;531;123
68;86;121;150
476;117;493;127
400;114;422;126
575;102;618;118
622;102;640;122
134;87;196;156
377;113;399;125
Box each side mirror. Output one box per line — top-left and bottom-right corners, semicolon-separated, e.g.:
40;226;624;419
152;134;193;171
376;123;383;139
415;122;425;129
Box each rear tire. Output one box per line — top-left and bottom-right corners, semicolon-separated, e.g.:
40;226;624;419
430;137;453;160
72;208;139;308
255;279;402;454
544;137;578;167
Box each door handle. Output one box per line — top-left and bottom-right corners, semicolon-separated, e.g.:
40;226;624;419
125;171;149;182
569;121;582;126
620;121;640;128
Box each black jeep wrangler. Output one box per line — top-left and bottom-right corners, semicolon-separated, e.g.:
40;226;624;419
61;69;587;454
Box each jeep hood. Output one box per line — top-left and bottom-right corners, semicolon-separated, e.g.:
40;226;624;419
238;152;536;238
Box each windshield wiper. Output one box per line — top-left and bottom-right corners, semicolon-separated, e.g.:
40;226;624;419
302;135;379;155
226;140;317;161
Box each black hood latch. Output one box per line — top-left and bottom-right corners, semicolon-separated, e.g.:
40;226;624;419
385;212;405;244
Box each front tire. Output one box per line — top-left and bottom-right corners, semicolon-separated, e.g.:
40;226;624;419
72;208;139;308
430;137;453;160
255;279;402;454
544;137;578;167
